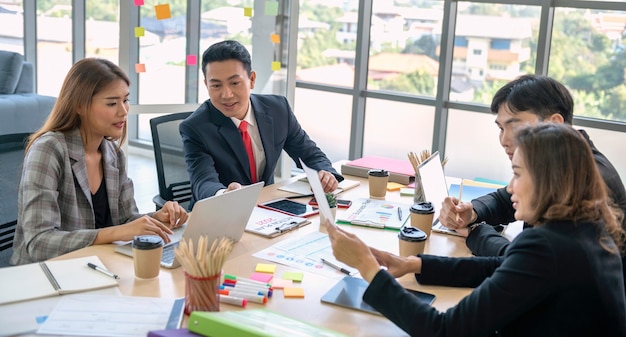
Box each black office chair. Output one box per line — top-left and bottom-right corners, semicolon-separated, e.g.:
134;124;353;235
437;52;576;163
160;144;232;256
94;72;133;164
150;112;193;211
0;133;30;267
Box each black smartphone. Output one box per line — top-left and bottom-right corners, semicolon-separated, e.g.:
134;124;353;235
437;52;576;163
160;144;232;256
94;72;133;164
258;198;319;217
309;197;352;208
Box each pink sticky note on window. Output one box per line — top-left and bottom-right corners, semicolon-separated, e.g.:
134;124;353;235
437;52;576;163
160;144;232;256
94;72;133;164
155;4;171;20
270;34;280;43
243;7;253;17
187;55;197;65
134;27;145;37
134;0;144;6
135;63;146;73
250;272;273;283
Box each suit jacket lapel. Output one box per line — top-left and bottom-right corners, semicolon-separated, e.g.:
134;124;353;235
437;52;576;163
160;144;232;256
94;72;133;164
101;143;120;223
208;101;252;181
67;130;92;208
251;95;275;182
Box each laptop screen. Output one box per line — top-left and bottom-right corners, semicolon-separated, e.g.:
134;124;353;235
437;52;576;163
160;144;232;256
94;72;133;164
416;152;449;225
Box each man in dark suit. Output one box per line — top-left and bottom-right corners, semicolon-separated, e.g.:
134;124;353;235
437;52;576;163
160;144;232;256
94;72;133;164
180;40;342;206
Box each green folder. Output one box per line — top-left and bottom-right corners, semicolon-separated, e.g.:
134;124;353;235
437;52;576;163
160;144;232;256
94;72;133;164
188;309;348;337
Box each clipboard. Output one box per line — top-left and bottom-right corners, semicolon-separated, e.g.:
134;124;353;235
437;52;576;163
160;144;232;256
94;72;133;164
336;198;411;229
245;207;311;238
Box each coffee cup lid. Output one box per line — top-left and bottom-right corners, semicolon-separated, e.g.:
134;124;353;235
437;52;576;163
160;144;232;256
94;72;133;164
368;169;390;177
410;202;434;214
132;235;164;249
398;226;427;242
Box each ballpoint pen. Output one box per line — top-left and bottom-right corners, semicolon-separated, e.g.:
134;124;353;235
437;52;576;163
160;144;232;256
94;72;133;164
87;262;120;280
321;258;352;275
397;207;402;221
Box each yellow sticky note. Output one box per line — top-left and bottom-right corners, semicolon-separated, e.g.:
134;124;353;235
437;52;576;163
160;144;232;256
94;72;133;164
283;287;305;298
243;7;253;17
264;1;279;16
271;61;281;71
282;271;303;282
271;278;293;289
255;263;276;274
270;33;280;43
135;63;146;73
155;4;171;20
386;182;406;191
134;27;145;37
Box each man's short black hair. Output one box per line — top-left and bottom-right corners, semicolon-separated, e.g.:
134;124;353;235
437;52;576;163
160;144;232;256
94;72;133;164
491;74;574;124
201;40;252;78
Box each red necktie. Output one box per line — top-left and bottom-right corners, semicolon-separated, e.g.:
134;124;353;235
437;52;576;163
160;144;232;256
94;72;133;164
239;121;257;183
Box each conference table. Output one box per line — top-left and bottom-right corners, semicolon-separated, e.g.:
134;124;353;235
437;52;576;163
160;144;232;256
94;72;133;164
48;171;521;337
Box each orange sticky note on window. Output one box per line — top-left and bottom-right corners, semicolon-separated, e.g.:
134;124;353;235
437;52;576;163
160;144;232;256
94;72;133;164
243;7;253;17
135;63;146;73
271;61;281;71
155;4;171;20
255;263;276;274
283;287;305;298
186;55;197;65
134;27;145;37
270;34;280;43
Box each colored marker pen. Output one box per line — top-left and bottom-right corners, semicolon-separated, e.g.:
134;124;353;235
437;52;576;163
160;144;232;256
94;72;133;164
219;294;247;307
219;289;267;304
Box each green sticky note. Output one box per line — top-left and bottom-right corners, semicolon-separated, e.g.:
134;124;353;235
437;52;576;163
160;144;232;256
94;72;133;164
283;271;303;282
264;1;278;16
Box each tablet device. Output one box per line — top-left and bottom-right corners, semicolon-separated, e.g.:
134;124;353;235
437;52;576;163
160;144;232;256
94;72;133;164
258;198;319;217
321;276;435;316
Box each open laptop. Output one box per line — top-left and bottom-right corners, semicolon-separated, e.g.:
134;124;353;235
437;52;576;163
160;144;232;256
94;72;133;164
415;152;464;237
115;181;264;268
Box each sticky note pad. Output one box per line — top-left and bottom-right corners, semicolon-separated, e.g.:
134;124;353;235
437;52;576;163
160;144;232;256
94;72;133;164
271;278;293;289
250;272;273;283
244;7;253;17
134;0;144;6
283;287;305;298
155;4;171;20
255;263;276;274
270;33;280;43
135;63;146;73
387;182;406;191
271;61;281;71
265;1;279;16
186;55;197;65
400;187;415;196
134;27;145;37
282;271;303;282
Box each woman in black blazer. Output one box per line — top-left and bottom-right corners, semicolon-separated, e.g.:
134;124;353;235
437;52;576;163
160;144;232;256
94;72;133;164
327;123;626;337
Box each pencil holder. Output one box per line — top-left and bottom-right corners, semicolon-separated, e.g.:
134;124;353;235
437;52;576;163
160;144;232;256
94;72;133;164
184;271;221;314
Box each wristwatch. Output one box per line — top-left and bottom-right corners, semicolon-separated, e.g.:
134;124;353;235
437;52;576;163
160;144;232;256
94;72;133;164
468;222;481;232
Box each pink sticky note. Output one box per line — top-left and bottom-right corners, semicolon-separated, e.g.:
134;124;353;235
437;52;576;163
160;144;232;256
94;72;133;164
270;34;280;43
250;272;273;283
186;55;197;65
155;4;171;20
134;0;144;6
244;7;253;17
271;278;293;289
135;63;146;73
134;27;145;37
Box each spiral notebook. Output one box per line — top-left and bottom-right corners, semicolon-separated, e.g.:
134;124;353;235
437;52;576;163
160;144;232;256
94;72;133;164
336;198;411;229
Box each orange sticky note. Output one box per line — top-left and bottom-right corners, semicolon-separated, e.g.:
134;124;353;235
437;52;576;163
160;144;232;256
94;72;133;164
271;61;281;71
271;278;293;289
155;4;171;20
270;34;280;43
186;55;197;65
243;7;253;17
255;263;276;274
135;63;146;73
134;27;145;37
283;287;305;298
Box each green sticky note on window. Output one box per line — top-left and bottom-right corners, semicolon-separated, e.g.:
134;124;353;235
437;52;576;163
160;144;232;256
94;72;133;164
283;271;303;282
265;1;278;16
134;27;145;37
